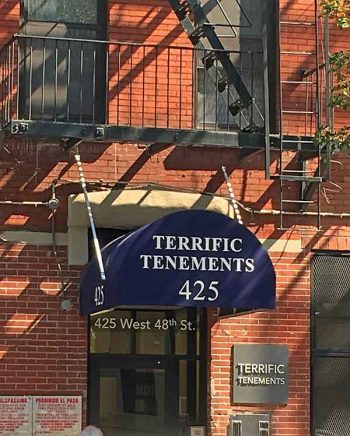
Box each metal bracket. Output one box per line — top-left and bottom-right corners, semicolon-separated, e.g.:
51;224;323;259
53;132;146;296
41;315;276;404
11;122;29;135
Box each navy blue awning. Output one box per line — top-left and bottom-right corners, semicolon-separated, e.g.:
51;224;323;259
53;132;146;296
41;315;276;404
80;210;276;315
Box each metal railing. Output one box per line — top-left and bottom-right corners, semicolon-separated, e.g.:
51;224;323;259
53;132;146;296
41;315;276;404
302;62;335;131
0;34;265;133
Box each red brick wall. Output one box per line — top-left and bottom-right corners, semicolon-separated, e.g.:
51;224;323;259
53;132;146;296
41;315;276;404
0;1;349;436
0;244;86;417
210;250;311;436
0;0;19;44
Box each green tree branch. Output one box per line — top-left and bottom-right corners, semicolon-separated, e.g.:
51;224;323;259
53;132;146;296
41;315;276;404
318;0;350;152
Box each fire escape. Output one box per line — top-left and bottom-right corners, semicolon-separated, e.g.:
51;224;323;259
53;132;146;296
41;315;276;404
0;0;331;228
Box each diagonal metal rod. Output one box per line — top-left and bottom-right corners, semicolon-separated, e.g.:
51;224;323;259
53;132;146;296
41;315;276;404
74;151;106;281
222;165;243;224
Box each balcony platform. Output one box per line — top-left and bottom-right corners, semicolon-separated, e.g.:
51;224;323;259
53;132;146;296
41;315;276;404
3;120;319;159
5;119;265;148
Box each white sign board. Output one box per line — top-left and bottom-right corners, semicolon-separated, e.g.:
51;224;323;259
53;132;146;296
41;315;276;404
0;396;32;435
32;396;82;436
0;396;82;435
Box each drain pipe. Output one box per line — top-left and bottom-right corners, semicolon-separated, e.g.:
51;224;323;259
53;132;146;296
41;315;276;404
74;151;106;281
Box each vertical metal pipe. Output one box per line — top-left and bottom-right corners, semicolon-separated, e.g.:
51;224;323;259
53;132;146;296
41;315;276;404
263;0;271;179
203;49;206;130
7;44;10;122
54;39;58;122
11;40;15;120
314;0;322;212
116;44;120;125
16;39;20;120
155;46;158;127
105;42;109;124
215;52;218;131
129;44;133;126
279;179;283;230
167;47;170;128
80;41;84;123
324;15;331;128
179;48;182;129
29;40;33;120
250;52;254;126
239;51;243;129
226;68;230;131
41;38;46;120
314;0;321;130
92;43;96;124
142;45;145;127
67;40;71;121
317;181;321;230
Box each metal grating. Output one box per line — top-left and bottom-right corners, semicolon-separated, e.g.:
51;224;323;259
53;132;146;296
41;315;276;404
312;255;350;350
312;254;350;436
313;357;350;436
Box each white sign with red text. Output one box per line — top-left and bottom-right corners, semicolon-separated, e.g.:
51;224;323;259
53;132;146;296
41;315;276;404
0;396;32;435
32;396;82;436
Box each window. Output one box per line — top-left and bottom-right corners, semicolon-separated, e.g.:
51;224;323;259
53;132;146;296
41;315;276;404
312;254;350;436
19;0;106;123
90;308;201;356
25;0;98;25
196;0;277;131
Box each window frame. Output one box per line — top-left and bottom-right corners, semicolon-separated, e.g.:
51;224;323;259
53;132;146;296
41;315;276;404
20;0;103;27
194;0;278;132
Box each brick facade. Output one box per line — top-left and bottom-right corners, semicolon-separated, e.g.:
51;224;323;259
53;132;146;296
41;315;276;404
0;1;349;435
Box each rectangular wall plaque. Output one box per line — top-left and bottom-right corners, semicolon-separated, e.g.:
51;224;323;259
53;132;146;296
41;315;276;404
0;396;82;435
0;396;32;435
32;396;82;436
233;344;289;404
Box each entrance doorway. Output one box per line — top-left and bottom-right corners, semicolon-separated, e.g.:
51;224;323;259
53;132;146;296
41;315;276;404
88;307;207;436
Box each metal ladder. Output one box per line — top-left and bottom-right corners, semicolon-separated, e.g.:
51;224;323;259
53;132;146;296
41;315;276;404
168;0;264;131
270;0;329;229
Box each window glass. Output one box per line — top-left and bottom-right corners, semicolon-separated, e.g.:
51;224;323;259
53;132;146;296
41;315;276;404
90;308;201;356
27;0;98;24
196;0;276;130
90;311;132;354
99;367;165;434
178;360;200;423
135;311;170;355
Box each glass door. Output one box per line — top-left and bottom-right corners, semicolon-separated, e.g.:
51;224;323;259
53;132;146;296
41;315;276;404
90;356;179;436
